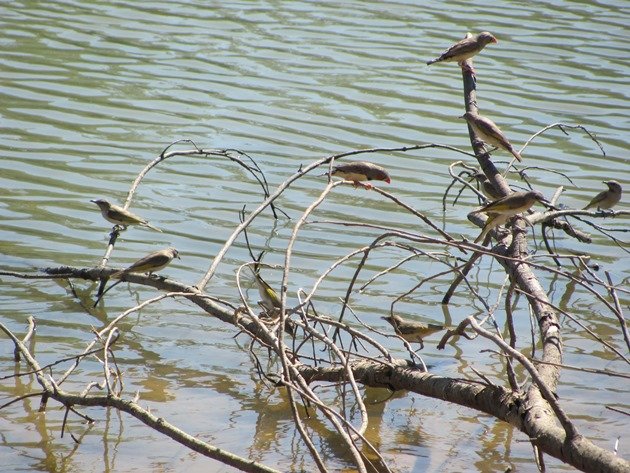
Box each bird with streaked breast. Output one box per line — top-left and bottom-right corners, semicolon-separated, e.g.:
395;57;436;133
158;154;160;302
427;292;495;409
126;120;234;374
109;247;180;279
427;31;498;72
91;198;162;232
471;190;547;244
382;314;448;348
325;161;391;189
461;112;523;162
583;180;622;211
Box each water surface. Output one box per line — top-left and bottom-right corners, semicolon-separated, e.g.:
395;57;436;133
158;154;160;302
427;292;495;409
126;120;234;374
1;1;628;471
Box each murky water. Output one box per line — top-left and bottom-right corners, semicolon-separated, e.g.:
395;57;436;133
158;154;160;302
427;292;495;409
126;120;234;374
1;1;628;471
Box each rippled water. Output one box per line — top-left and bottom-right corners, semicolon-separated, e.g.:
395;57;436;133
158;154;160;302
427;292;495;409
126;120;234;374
1;1;628;471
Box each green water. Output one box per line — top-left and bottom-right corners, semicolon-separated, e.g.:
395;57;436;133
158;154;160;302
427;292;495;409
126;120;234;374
1;1;628;471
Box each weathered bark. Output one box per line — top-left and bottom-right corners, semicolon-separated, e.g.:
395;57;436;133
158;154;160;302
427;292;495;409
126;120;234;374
9;262;624;472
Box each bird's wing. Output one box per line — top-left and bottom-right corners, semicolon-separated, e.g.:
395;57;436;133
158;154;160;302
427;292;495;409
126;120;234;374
439;37;479;60
126;253;171;273
333;162;370;174
478;195;511;213
480;191;536;214
109;206;146;225
474;116;509;146
584;191;607;209
256;274;281;309
398;325;423;336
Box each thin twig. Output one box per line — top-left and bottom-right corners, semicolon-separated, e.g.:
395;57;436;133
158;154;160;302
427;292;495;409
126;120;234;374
605;272;630;353
467;317;579;440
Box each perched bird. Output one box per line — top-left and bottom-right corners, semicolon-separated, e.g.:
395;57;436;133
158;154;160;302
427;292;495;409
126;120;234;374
250;267;297;334
583;180;622;211
91;198;161;232
325;161;391;189
93;247;180;306
251;267;282;313
471;190;547;243
461;112;523;162
426;31;498;72
473;172;504;200
382;314;447;348
110;247;180;279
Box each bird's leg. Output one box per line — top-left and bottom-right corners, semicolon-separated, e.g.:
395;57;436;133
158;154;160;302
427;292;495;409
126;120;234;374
261;307;281;320
258;304;271;318
109;226;122;240
346;180;373;190
472;138;486;150
459;60;476;75
479;142;498;158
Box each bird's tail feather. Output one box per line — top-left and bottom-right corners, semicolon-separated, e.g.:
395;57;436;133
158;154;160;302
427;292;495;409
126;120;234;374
143;222;162;232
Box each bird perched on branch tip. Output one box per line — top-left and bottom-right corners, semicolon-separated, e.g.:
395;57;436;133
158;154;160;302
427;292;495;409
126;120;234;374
461;112;523;162
426;31;498;73
91;198;162;232
324;161;391;190
582;180;622;211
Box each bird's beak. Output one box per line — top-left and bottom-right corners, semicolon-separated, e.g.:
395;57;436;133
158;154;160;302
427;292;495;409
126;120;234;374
90;199;97;203
385;178;391;184
492;38;498;44
458;114;465;119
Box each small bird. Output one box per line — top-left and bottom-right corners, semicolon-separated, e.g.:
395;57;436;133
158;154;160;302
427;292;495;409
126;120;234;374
471;190;547;243
93;248;180;306
91;198;161;232
461;112;523;162
583;180;622;211
325;161;391;189
250;267;297;334
252;268;282;313
426;31;498;72
382;314;447;348
473;172;504;200
110;247;180;279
